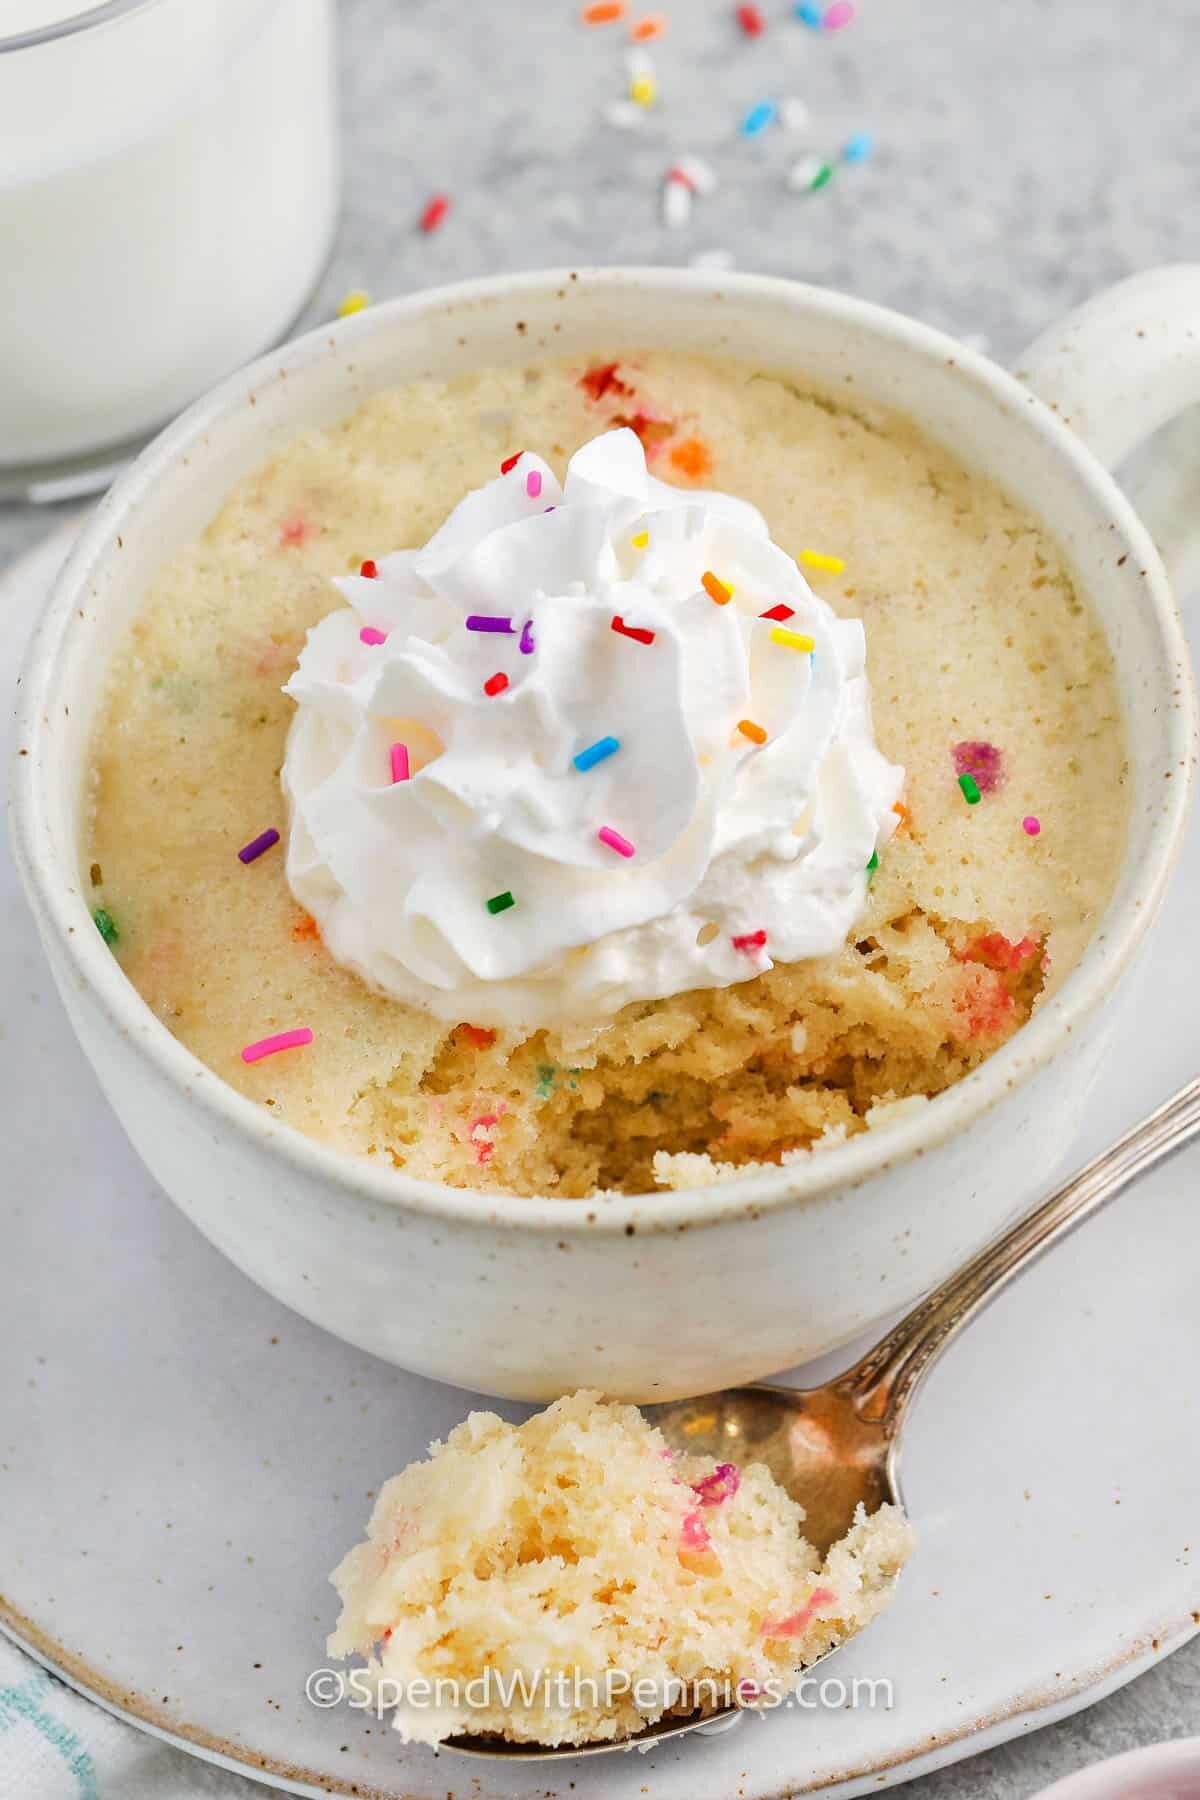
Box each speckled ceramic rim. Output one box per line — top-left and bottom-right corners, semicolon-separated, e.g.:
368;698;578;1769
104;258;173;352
10;267;1197;1234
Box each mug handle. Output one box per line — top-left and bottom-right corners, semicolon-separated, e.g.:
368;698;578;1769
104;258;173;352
1015;265;1200;589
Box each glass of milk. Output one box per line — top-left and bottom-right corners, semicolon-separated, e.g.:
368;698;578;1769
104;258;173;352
1;0;339;498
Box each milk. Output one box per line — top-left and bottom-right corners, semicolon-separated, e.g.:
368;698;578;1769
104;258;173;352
0;0;338;470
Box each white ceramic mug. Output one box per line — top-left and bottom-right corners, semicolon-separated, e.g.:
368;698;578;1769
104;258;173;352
9;267;1199;1401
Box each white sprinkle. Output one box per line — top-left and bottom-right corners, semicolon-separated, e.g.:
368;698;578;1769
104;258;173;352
672;153;718;196
662;175;693;229
787;153;826;191
603;99;645;130
780;97;812;132
626;46;655;80
689;247;736;270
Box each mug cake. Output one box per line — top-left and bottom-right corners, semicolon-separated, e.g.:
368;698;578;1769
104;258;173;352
85;352;1129;1198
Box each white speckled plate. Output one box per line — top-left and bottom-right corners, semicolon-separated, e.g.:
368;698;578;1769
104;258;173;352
2;520;1199;1800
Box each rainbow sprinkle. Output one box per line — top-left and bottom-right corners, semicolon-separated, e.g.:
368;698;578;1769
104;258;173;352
842;130;874;163
241;1027;313;1065
390;743;411;783
574;735;620;771
737;4;766;35
336;290;370;318
631;12;665;38
760;603;795;622
741;100;777;137
701;570;734;605
771;626;816;652
866;850;879;878
238;827;280;865
958;772;982;805
737;719;768;745
419;192;451;233
93;907;119;946
483;672;509;697
519;619;536;655
1023;815;1042;837
360;558;378;578
526;469;543;498
732;928;768;953
500;451;523;474
466;614;515;633
487;890;516;915
799;549;845;573
612;615;656;644
794;0;822;22
631;530;649;549
598;825;636;858
582;0;625;18
359;626;388;646
823;0;854;25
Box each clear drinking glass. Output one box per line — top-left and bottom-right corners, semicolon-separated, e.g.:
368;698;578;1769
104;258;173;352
0;0;339;500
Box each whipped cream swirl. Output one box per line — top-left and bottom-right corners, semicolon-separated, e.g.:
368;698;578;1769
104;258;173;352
282;429;903;1029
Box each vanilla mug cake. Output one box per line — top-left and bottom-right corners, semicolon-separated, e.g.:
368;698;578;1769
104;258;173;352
86;350;1128;1199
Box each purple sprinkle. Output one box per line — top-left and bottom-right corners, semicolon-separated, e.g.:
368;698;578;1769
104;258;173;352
952;739;1006;794
238;827;280;865
519;618;535;655
465;614;515;634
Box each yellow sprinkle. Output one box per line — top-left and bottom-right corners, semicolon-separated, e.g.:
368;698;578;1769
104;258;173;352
630;72;657;105
337;289;371;318
682;1412;719;1436
798;549;845;574
631;531;649;549
771;626;816;653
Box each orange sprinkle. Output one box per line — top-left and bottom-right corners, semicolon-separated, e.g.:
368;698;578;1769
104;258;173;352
631;11;667;37
702;570;733;605
892;800;911;833
670;436;713;480
582;0;624;19
292;913;321;943
458;1024;496;1051
737;719;768;745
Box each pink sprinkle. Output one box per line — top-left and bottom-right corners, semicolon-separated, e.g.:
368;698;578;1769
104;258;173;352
823;0;854;24
241;1028;313;1065
1023;815;1042;837
360;626;388;646
526;469;543;498
762;1584;836;1639
598;825;636;858
691;1462;741;1507
953;740;1006;794
390;743;411;783
680;1511;712;1553
731;929;768;954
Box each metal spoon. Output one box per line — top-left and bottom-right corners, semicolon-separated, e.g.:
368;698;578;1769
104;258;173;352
449;1073;1200;1762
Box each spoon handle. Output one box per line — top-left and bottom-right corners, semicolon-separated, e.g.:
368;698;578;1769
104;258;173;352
844;1074;1200;1431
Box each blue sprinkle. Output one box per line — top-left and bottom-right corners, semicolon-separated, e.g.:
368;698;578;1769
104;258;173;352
842;130;874;163
741;100;777;138
573;735;621;772
794;1;823;24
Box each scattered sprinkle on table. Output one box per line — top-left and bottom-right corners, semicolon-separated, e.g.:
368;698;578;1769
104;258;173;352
238;827;280;865
359;626;388;646
737;3;766;35
741;99;777;138
525;469;543;498
760;602;795;622
1023;815;1042;837
483;672;509;697
737;719;768;745
574;735;621;772
336;289;370;318
842;130;874;163
788;155;834;192
598;825;636;858
662;171;692;228
359;558;378;578
780;96;810;131
731;928;768;953
702;570;734;605
631;11;666;38
630;71;657;105
823;0;854;26
582;0;625;18
958;772;982;805
466;614;515;634
93;906;119;946
419;193;451;234
612;615;656;644
241;1028;313;1066
771;626;816;652
794;1;822;24
390;743;411;783
799;549;845;573
486;890;516;915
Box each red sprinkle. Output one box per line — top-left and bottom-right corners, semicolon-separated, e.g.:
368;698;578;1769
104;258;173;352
691;1462;741;1506
760;603;796;622
484;672;509;697
612;615;656;645
732;929;768;954
579;362;631;402
419;192;451;234
459;1024;496;1051
500;451;523;474
737;3;766;34
762;1585;836;1639
360;558;378;578
952;740;1006;794
961;931;1040;973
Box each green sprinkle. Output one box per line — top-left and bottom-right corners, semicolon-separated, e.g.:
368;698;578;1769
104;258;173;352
811;162;834;190
866;850;879;875
958;773;982;806
486;890;515;915
536;1063;557;1099
93;907;119;946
